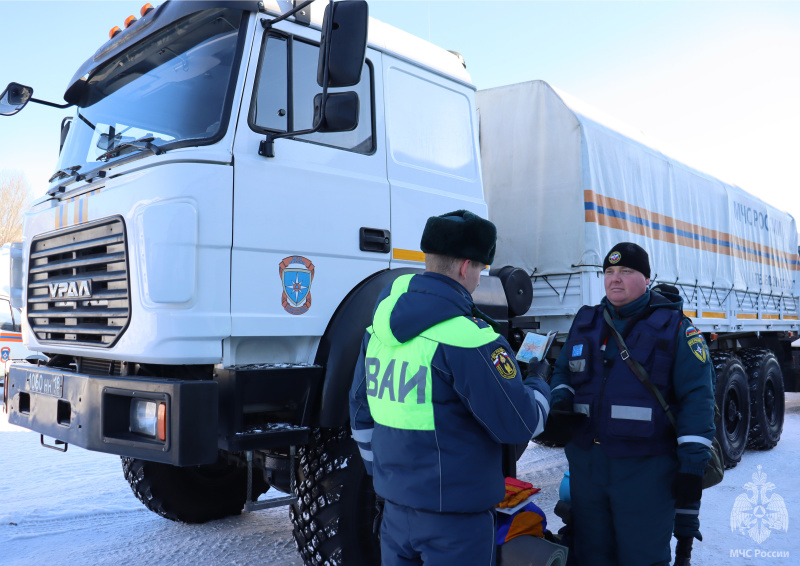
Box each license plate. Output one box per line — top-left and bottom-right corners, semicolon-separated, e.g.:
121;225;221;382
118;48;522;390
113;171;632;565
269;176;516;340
26;370;64;398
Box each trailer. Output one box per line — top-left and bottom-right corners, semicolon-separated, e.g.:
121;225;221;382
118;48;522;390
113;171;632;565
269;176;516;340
479;80;795;466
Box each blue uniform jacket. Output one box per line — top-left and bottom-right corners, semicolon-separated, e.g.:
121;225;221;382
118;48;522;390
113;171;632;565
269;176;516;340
350;272;551;513
550;290;715;476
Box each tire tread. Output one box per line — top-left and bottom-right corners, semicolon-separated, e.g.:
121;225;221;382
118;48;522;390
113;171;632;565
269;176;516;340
290;428;379;566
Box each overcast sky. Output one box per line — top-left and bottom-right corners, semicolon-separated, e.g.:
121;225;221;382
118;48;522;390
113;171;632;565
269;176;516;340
2;1;799;223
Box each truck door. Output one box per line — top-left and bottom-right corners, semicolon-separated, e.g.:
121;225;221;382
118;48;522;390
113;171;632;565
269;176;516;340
231;22;388;358
382;58;485;267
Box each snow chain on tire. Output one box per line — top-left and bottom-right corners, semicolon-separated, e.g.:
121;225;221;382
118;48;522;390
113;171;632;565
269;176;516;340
290;427;380;566
710;351;749;469
738;347;784;450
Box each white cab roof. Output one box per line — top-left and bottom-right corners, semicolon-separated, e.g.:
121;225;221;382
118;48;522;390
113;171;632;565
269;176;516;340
262;0;473;85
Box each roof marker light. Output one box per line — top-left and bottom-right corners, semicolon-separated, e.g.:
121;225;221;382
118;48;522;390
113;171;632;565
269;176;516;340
124;15;137;28
109;26;122;39
141;3;154;17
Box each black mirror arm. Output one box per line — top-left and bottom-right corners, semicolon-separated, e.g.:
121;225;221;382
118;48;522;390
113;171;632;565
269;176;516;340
261;0;315;30
259;89;330;157
30;97;73;110
259;0;334;158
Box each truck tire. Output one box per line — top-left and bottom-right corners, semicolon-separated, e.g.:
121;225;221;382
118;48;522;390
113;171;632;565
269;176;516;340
121;453;266;523
290;427;380;566
739;348;784;450
711;352;749;469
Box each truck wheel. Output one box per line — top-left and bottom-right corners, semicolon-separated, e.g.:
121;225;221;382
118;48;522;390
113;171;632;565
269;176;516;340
739;348;784;450
290;427;380;566
711;352;749;469
121;453;266;523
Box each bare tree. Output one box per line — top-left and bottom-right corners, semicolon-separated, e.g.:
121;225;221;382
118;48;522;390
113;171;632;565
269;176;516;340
0;171;33;245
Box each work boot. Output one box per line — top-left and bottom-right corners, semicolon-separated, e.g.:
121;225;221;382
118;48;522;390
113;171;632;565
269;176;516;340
674;536;693;566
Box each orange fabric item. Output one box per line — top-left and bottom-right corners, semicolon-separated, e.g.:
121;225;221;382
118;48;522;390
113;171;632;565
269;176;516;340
504;477;533;493
498;488;536;508
497;477;540;508
505;509;546;539
496;502;548;544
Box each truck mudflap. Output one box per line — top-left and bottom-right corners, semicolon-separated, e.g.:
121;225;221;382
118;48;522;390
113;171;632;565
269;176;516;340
5;363;218;466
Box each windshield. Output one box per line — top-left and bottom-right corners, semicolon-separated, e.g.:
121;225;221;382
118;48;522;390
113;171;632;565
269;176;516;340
55;7;247;180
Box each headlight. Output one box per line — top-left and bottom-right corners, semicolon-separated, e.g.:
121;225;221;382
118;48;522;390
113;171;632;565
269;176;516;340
129;399;166;440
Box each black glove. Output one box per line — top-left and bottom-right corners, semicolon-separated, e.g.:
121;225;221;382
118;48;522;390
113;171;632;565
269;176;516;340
549;387;573;412
525;358;553;384
551;397;571;412
673;473;703;507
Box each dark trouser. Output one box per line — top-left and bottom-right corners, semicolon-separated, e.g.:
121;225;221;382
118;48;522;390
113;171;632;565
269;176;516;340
565;442;678;566
380;500;496;566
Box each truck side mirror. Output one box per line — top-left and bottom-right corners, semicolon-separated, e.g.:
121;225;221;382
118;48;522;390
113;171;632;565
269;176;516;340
317;0;368;88
0;82;34;116
313;91;359;133
260;0;369;158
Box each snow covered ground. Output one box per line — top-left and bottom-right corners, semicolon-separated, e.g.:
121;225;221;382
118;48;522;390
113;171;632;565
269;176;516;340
1;398;797;565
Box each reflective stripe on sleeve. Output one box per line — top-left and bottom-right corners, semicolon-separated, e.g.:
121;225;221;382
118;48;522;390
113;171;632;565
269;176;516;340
351;427;373;443
532;407;546;438
573;403;590;416
552;384;575;395
677;435;713;447
533;390;550;416
610;405;652;421
358;446;374;462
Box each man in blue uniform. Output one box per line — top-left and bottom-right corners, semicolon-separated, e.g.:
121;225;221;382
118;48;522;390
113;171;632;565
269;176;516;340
350;210;551;566
549;242;715;566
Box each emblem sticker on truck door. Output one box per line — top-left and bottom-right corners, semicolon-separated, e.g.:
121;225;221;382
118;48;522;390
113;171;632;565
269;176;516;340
279;256;315;315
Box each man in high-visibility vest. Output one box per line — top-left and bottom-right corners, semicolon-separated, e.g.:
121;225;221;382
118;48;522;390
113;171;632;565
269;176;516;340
350;210;551;566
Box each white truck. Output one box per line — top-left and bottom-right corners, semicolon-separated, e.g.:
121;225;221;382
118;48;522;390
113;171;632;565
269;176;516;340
0;1;794;565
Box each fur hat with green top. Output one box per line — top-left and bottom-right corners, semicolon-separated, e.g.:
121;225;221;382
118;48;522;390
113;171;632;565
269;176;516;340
420;210;497;265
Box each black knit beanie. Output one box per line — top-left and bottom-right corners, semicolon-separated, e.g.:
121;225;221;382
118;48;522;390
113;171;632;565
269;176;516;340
420;210;497;265
602;242;651;278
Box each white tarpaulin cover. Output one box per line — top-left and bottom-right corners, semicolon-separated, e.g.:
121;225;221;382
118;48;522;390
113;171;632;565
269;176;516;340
477;80;799;297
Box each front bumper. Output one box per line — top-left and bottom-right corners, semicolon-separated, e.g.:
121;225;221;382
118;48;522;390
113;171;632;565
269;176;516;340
5;363;218;466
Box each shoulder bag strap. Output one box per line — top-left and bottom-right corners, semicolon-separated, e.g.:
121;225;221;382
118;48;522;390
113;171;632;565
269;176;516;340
602;308;678;429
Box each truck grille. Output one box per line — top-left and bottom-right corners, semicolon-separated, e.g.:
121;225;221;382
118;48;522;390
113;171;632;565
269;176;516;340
27;216;130;347
79;357;124;376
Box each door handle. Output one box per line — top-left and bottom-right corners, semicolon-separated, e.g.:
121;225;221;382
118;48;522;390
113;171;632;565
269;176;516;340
359;228;391;253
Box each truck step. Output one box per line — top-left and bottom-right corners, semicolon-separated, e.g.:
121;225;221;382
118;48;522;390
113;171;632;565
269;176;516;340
229;422;310;451
244;446;299;513
243;494;298;512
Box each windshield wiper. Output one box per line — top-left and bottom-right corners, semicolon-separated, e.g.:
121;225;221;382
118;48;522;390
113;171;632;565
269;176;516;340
48;164;82;183
96;136;164;162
